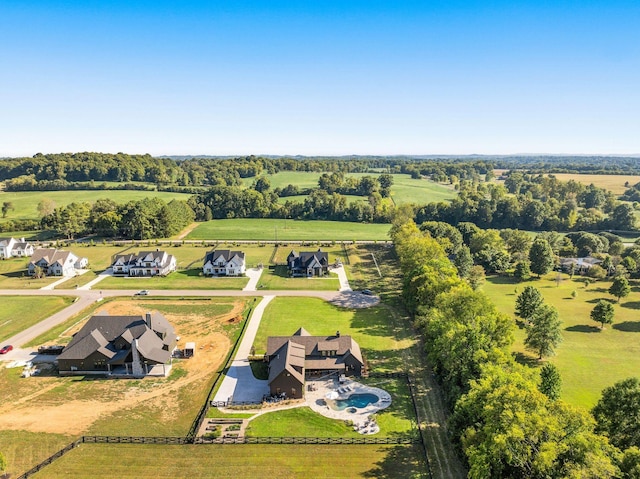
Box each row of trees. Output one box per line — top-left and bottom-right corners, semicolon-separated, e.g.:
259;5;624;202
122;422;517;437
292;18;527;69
40;198;194;239
391;218;639;477
416;176;637;232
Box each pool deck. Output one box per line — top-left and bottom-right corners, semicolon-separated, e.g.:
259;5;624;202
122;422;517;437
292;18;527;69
305;378;392;434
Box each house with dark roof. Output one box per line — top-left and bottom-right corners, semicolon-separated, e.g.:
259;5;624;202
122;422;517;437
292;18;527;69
111;250;176;276
57;311;177;377
28;248;87;277
203;249;246;276
0;237;34;259
266;328;364;399
286;249;329;277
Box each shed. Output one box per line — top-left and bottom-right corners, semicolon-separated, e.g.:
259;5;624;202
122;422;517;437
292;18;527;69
184;342;196;358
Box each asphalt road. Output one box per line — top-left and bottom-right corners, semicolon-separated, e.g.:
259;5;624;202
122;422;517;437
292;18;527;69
0;288;379;362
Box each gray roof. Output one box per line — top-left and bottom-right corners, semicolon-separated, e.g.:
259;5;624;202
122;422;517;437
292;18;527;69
58;312;175;365
287;249;329;269
267;333;362;365
268;340;306;385
30;248;76;267
204;250;245;264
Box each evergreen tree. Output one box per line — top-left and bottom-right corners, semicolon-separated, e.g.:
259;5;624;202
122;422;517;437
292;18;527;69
513;260;531;282
453;245;473;278
591;300;615;329
525;304;562;359
529;238;555;278
610;275;631;302
515;286;544;323
539;363;562;400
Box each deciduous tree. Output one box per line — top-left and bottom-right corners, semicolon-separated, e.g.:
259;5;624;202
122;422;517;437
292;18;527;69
529;237;555;278
539;363;562;400
515;286;544;323
610;276;631;302
591;300;615;329
525;304;562;359
593;378;640;450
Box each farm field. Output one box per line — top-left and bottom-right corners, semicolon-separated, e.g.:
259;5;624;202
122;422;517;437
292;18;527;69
0;296;73;343
494;170;640;195
0;189;192;223
32;443;428;479
242;171;457;205
0;298;250;475
483;273;640;408
186;219;392;241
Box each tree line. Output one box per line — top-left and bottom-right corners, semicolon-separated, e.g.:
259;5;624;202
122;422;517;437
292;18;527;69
391;218;640;477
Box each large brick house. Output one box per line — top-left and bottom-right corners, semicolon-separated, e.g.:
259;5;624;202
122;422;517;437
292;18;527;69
266;328;364;399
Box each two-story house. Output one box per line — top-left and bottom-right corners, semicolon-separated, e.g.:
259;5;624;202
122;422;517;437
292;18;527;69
0;237;34;259
203;250;246;276
287;249;329;277
28;248;87;277
111;250;177;276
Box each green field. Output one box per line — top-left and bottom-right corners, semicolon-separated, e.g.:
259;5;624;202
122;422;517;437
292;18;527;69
241;171;457;205
482;273;640;408
0;296;74;343
0;189;192;223
32;443;428;479
97;269;249;290
186;219;392;241
0;256;60;289
252;297;415;372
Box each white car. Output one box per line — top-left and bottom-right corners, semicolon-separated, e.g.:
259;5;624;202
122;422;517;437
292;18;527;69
135;290;150;296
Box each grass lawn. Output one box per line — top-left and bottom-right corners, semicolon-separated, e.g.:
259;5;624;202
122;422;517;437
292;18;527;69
483;273;640;408
33;443;428;479
0;189;191;223
253;297;415;372
0;430;73;478
97;268;249;290
186;219;391;241
0;256;59;289
0;296;74;343
257;265;340;291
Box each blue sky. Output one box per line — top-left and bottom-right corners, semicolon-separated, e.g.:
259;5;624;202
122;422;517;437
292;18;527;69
1;1;639;156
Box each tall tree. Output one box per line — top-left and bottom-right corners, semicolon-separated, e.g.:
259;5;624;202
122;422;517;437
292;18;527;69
591;300;615;329
529;237;555;278
513;260;531;282
610;276;631;303
525;304;562;359
593;378;640;450
515;286;544;323
36;198;56;217
1;201;13;218
539;363;562;400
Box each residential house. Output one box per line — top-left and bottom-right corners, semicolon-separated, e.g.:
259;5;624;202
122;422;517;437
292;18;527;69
111;250;177;276
28;248;87;277
0;237;34;259
57;311;177;377
266;328;364;399
286;249;329;277
203;249;246;276
560;257;602;275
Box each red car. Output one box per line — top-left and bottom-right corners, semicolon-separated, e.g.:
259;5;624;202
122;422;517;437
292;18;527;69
0;345;13;354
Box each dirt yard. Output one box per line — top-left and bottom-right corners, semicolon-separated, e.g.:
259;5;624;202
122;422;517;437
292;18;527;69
0;299;245;435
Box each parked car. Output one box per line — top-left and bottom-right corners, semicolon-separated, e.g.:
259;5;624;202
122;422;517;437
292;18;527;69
361;289;373;296
135;290;150;296
0;345;13;354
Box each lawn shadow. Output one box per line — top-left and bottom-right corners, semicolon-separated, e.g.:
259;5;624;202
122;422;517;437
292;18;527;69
363;444;429;479
585;297;616;304
513;352;541;368
613;321;640;333
621;301;640;310
565;325;601;333
486;275;518;286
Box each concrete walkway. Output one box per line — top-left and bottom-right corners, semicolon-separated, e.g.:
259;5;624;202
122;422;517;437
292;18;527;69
40;269;90;291
78;268;112;290
331;265;351;292
242;267;264;292
212;295;274;404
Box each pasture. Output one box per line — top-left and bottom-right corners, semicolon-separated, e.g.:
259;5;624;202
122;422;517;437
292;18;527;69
242;171;457;205
32;443;428;479
483;273;640;408
0;297;250;475
0;189;192;222
186;219;391;241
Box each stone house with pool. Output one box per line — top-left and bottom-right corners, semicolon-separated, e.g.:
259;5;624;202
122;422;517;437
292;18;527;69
266;328;364;399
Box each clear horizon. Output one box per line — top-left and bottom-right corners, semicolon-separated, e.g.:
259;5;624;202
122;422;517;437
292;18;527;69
1;1;639;157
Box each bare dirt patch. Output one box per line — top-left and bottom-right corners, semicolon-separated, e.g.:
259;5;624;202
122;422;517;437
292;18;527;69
0;299;245;435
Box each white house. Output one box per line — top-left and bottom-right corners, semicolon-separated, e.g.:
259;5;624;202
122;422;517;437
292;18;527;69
0;237;34;259
203;250;246;276
111;250;177;277
28;248;86;277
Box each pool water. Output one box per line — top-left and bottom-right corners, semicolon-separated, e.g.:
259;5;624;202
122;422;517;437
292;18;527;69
331;393;379;411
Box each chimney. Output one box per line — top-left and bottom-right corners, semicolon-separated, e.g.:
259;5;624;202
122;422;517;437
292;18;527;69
145;312;152;329
336;330;340;338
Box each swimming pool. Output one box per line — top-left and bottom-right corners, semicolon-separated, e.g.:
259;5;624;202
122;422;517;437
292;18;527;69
330;393;379;411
